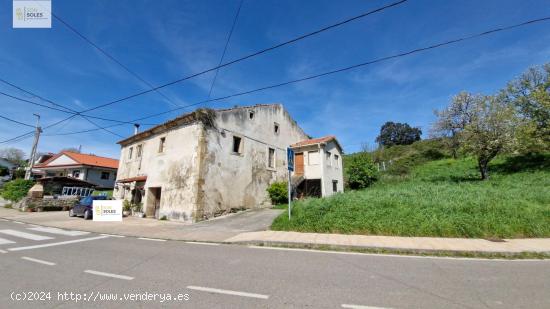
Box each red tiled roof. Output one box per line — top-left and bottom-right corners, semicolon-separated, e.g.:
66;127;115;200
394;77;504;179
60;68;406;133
291;135;336;147
117;175;147;183
35;151;119;169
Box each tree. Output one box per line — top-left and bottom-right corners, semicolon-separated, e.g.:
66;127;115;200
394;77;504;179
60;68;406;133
431;92;478;158
376;122;422;147
0;148;25;165
504;63;550;151
346;152;378;189
460;95;517;180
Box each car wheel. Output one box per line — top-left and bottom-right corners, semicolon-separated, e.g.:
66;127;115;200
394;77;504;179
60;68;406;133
84;209;92;220
69;209;75;217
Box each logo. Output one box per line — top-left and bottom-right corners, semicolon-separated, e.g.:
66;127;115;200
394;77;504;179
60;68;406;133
93;200;123;222
13;0;52;28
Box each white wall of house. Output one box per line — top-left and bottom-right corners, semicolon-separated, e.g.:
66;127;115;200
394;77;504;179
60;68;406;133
47;154;78;166
116;123;202;221
321;141;344;196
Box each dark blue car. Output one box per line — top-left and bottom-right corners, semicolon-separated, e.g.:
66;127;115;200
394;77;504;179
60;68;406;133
69;196;108;220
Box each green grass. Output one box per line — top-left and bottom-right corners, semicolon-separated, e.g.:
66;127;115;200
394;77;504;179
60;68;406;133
272;155;550;238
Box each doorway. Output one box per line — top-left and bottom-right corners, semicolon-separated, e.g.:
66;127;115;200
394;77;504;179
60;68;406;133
295;152;304;175
146;187;162;219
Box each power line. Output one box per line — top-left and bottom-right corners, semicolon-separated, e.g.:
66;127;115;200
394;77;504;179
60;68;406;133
0;115;35;128
0;87;157;126
4;0;405;141
207;0;244;99
45;15;550;138
51;13;181;109
76;0;409;113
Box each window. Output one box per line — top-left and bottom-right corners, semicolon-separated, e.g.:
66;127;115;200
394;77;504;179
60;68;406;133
308;151;319;165
128;147;133;160
72;170;80;178
332;180;338;192
232;136;243;154
334;154;340;168
249;111;254;119
274;122;280;135
268;148;275;168
158;137;166;153
325;152;331;166
101;172;110;180
137;144;143;158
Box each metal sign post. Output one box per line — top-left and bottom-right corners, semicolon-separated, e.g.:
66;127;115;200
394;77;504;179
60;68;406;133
287;148;294;220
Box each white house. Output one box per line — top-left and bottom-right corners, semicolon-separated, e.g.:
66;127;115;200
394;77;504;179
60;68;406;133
33;151;119;189
290;136;344;197
114;104;344;222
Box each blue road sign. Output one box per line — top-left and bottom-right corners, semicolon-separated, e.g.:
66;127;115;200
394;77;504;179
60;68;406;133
287;148;294;171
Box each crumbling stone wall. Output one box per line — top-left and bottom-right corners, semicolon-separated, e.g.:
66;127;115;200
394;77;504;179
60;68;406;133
15;196;79;211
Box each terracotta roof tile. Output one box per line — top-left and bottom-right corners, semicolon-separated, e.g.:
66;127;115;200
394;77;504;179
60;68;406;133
35;151;119;169
291;135;337;147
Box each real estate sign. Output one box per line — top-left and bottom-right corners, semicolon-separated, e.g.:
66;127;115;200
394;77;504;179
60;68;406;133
93;200;122;222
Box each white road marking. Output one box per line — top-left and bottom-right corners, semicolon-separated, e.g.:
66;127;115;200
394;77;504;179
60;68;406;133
100;234;125;237
0;249;7;254
0;229;53;241
21;256;56;266
84;270;134;280
186;286;269;299
0;237;16;245
184;241;219;246
0;218;7;221
8;235;110;251
342;305;392;309
247;246;550;262
13;221;25;224
28;226;89;236
138;237;166;242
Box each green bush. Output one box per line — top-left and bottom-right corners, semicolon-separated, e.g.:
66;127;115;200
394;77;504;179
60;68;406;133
13;169;26;179
267;181;288;204
346;153;378;189
1;179;34;202
0;166;9;176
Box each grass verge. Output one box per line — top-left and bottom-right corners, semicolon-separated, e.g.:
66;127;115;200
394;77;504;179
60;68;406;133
272;155;550;238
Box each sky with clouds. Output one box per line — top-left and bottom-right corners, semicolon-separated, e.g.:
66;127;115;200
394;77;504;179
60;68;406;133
0;0;549;158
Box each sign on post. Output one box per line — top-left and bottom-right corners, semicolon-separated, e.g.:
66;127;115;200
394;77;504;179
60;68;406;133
287;148;294;171
287;148;294;220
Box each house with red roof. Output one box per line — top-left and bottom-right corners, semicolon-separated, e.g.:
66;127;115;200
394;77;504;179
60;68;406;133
290;135;344;198
115;104;343;222
33;151;119;189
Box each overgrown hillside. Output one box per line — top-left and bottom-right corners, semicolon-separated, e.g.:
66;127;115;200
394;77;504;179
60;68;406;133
273;154;550;238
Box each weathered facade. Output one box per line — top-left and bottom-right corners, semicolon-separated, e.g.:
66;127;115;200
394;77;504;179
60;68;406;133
115;104;343;222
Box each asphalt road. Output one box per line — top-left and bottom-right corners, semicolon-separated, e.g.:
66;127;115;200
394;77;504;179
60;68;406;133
0;219;549;309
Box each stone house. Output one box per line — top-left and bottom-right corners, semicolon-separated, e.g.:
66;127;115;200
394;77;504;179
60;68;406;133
114;104;344;222
33;151;119;189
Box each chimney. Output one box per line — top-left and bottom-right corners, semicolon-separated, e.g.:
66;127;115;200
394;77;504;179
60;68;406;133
134;124;140;135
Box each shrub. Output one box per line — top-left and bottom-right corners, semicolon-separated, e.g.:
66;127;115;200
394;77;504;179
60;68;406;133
267;181;288;204
1;179;34;202
346;153;378;189
13;169;26;179
123;200;132;211
0;166;9;176
159;215;167;220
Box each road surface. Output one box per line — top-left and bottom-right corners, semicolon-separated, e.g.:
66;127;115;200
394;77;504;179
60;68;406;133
0;219;548;308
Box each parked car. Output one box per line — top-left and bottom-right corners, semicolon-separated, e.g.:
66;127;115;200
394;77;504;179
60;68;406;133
69;196;108;220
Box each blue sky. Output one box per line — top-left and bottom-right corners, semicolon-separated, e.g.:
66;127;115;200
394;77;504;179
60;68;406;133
1;0;549;158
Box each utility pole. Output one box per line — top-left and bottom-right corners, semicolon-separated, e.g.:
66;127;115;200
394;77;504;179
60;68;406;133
25;114;42;180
